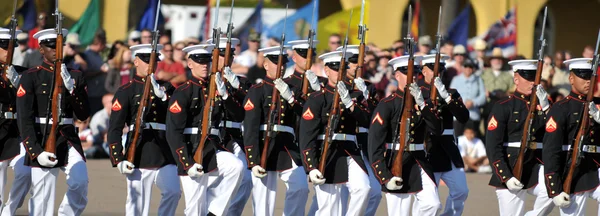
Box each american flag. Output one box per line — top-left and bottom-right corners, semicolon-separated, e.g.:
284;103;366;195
198;1;211;41
468;8;517;57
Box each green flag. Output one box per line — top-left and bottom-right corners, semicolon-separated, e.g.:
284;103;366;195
70;0;100;47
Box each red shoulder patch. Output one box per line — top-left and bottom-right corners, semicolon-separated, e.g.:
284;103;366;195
302;108;314;120
487;116;498;131
16;84;26;97
546;117;557;133
169;101;182;113
244;100;255;111
111;99;122;111
371;112;384;125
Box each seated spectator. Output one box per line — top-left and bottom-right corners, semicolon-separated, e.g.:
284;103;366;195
156;43;186;86
76;118;93;152
85;93;114;159
457;127;491;173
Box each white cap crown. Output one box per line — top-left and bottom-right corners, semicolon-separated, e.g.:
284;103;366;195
288;40;319;49
421;54;449;65
564;58;593;70
182;44;215;55
130;44;164;56
0;28;23;40
336;45;369;55
259;46;290;56
389;55;423;70
319;50;353;64
33;28;68;42
206;37;240;49
508;59;538;71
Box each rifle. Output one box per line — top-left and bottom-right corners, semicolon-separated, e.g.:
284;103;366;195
223;0;235;69
513;7;547;180
194;0;222;169
564;28;600;194
318;10;353;174
429;6;442;107
301;0;317;95
42;0;66;161
355;0;368;81
261;5;288;171
390;5;416;181
2;0;18;81
126;0;162;169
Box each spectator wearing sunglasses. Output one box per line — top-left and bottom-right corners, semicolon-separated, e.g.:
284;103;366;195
326;33;341;52
128;30;141;46
27;12;48;50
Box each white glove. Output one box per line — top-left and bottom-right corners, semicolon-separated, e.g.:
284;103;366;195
354;78;369;99
252;166;267;178
337;81;354;108
37;151;58;167
60;64;75;93
589;102;600;124
506;177;524;191
274;78;295;104
552;192;571;208
305;70;321;91
409;83;425;109
215;72;229;100
6;65;20;87
117;160;135;175
187;163;204;178
223;67;240;89
150;74;167;101
536;85;550;111
433;77;450;103
309;169;326;185
385;176;403;190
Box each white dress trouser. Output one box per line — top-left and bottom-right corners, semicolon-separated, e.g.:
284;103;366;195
385;167;441;216
495;165;554;216
558;168;600;216
434;163;469;216
251;158;309;216
207;150;244;216
180;174;210;216
30;147;88;216
0;144;31;216
126;164;180;216
225;142;253;216
314;156;371;216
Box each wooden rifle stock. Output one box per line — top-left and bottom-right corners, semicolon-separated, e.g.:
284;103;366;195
224;41;232;68
391;58;416;180
194;46;220;166
301;46;314;95
429;53;441;106
356;43;366;80
43;34;65;160
318;57;347;173
261;52;285;169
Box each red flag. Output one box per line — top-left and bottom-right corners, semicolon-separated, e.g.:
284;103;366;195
410;0;420;38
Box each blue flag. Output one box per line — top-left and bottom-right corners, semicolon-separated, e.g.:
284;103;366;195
446;4;470;46
265;0;319;42
234;1;263;51
137;0;164;31
18;0;37;31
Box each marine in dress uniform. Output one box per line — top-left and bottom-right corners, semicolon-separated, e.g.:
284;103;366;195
299;50;372;216
0;28;31;216
368;55;443;216
485;59;554;216
419;54;470;216
543;58;600;215
107;44;181;216
16;28;89;216
205;36;251;216
243;46;309;216
284;39;323;96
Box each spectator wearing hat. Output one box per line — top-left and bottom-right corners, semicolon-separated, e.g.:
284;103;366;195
450;59;486;137
12;32;31;66
128;30;141;46
416;35;433;56
444;44;467;86
473;39;487;71
27;12;48;50
480;47;514;128
63;33;88;71
234;32;261;74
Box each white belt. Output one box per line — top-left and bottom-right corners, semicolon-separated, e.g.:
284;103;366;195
128;122;166;131
442;129;454;136
36;117;73;125
504;142;543;149
259;124;295;135
317;133;357;143
386;143;424;151
358;127;368;133
563;145;600;153
183;128;220;136
219;121;242;129
3;112;16;119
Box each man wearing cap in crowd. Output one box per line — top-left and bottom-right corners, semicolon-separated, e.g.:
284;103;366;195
285;39;323;96
12;32;31;66
368;55;442;216
205;36;252;216
543;58;600;215
481;47;514;131
299;50;372;215
445;44;467;86
419;54;471;216
107;43;181;216
166;43;244;216
485;59;554;216
243;45;309;216
0;28;32;216
128;30;141;46
416;35;433;56
473;39;487;71
17;28;90;216
234;32;261;74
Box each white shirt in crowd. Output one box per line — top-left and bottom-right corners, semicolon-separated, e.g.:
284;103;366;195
457;135;487;159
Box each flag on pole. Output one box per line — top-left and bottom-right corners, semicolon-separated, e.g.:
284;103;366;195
198;1;211;41
233;0;263;51
265;0;319;42
410;0;420;38
137;0;164;31
468;8;517;57
446;4;470;46
316;3;367;52
17;0;37;31
70;0;101;47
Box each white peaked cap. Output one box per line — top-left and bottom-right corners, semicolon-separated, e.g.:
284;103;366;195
0;28;23;40
259;46;290;56
182;44;215;55
288;39;319;49
318;50;353;64
130;44;164;56
206;37;240;49
508;59;538;71
33;28;68;42
388;55;423;70
421;54;450;65
564;58;593;70
336;45;370;55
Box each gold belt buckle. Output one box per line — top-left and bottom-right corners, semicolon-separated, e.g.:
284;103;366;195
528;142;537;150
588;145;597;153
